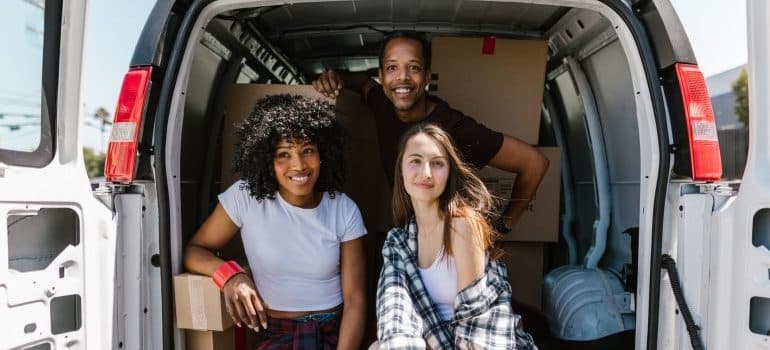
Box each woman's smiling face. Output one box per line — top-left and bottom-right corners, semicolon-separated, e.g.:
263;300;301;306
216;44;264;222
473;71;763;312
273;138;321;207
401;132;449;204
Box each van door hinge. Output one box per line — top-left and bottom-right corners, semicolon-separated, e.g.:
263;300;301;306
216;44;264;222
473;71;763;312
696;183;738;197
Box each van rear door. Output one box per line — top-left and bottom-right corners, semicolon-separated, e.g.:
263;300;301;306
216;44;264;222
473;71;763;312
0;1;117;349
703;1;770;348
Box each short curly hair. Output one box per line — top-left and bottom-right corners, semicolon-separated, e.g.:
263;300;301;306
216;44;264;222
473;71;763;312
232;94;346;201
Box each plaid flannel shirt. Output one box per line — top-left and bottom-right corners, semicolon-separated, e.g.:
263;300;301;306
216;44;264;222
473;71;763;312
376;219;537;349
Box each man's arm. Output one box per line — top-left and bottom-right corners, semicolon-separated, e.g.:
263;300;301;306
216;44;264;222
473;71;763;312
312;70;376;101
487;135;549;228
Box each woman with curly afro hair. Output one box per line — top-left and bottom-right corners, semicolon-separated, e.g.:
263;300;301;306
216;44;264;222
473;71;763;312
184;94;367;349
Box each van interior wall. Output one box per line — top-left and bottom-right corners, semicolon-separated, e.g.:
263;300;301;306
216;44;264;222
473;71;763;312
180;42;230;249
545;40;641;274
579;40;640;273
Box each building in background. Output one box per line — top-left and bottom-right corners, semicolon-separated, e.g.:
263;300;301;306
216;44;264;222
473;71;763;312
707;65;747;130
707;64;749;179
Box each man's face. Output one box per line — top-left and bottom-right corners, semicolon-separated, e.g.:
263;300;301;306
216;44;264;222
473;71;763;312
379;38;431;114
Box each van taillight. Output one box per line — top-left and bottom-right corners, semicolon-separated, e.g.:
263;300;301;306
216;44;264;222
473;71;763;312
104;66;152;183
675;63;722;181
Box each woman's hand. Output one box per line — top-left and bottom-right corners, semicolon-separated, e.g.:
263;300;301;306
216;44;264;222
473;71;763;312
223;273;268;330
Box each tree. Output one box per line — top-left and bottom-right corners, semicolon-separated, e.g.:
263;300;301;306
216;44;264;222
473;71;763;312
83;147;106;178
92;106;112;152
732;68;749;128
93;107;111;124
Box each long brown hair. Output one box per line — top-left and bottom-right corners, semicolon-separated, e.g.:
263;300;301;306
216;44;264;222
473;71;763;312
392;123;501;258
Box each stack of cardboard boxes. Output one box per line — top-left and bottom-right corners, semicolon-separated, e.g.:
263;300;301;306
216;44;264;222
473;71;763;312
431;36;560;310
174;273;237;350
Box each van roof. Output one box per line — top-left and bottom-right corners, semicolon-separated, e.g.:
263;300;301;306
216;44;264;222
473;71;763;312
216;1;567;75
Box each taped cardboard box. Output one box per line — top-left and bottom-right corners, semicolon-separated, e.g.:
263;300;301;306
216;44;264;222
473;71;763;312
478;147;561;242
431;37;548;145
185;327;235;350
499;241;545;310
174;273;234;331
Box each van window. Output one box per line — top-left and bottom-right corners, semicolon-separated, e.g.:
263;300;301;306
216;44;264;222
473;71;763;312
0;0;60;167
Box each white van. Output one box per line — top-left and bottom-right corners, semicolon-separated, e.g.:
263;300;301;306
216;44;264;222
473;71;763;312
2;0;769;349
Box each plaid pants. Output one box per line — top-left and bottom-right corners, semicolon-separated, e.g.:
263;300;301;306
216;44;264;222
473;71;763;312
254;311;341;350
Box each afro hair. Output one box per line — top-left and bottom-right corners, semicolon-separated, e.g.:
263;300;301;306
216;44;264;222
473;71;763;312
232;94;346;201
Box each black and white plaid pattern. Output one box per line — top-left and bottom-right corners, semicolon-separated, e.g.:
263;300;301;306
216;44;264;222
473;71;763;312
376;219;538;349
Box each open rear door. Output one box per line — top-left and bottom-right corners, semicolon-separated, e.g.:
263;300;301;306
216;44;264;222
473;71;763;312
699;1;770;348
0;1;117;349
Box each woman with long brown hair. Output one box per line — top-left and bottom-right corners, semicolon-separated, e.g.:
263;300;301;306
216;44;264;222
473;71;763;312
375;123;536;349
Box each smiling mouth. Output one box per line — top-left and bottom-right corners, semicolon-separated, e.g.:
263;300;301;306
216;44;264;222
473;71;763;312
288;174;311;185
393;87;413;97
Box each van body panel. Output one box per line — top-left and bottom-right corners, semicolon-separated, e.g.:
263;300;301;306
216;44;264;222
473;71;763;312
130;0;185;67
656;189;714;349
634;0;697;69
112;190;164;350
0;1;118;349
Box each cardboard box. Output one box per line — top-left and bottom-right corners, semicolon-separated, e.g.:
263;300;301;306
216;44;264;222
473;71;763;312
174;273;234;331
185;327;235;350
478;147;561;242
431;37;548;145
499;241;545;310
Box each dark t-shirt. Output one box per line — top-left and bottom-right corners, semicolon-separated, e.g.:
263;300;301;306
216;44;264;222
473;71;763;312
366;84;504;184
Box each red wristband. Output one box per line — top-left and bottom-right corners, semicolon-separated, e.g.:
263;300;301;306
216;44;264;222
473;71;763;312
212;260;245;290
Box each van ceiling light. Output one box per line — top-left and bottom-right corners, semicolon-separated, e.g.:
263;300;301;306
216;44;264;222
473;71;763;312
104;66;152;184
675;63;722;181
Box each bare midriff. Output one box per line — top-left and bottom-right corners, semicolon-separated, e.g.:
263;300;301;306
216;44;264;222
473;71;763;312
266;304;341;319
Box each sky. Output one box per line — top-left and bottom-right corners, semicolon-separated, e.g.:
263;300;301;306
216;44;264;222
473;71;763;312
78;0;750;151
81;0;156;152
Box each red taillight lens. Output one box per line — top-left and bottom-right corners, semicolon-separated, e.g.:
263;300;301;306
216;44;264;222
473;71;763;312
675;63;722;181
104;66;152;183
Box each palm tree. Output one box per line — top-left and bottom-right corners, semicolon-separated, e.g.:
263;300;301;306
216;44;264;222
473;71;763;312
93;107;112;152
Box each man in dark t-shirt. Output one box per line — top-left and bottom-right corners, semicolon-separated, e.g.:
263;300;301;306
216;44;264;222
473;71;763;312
312;32;548;230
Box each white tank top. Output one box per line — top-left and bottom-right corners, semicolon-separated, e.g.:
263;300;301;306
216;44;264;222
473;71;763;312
419;253;457;321
419;252;491;321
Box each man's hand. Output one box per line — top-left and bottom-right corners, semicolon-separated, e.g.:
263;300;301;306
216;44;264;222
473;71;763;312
488;135;549;232
222;273;268;331
312;69;344;99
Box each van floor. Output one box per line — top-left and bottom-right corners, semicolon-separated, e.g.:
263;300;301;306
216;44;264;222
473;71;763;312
539;330;635;350
516;302;635;349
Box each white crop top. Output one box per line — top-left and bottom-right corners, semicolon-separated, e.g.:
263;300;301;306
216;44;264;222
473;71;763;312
218;180;366;311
